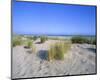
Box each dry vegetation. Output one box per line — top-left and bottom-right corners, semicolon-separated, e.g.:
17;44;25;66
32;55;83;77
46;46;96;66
13;35;96;61
27;40;33;48
13;36;36;53
48;41;71;61
12;35;96;78
40;36;48;43
71;36;96;45
26;40;36;53
12;36;22;47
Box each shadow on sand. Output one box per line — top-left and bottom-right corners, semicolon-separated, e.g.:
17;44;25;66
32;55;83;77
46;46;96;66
87;48;96;53
77;45;96;53
37;50;48;60
35;42;41;44
24;46;30;49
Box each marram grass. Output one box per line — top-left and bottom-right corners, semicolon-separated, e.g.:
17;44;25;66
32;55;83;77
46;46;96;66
12;36;22;47
27;40;33;48
48;41;71;61
31;44;36;53
27;40;36;53
40;35;48;43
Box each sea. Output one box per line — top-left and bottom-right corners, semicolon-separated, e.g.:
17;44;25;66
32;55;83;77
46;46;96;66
18;34;96;40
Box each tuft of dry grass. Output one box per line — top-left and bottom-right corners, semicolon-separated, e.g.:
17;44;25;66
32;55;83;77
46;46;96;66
40;36;48;43
27;40;36;53
27;40;32;48
48;41;71;61
31;44;36;53
12;36;22;47
48;45;55;61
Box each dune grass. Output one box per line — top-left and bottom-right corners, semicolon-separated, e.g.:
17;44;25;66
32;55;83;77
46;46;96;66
27;40;33;48
31;44;36;53
40;36;48;43
92;38;96;45
48;41;71;61
71;36;87;44
12;36;22;47
27;40;36;52
71;36;96;45
26;36;38;41
33;36;38;41
13;36;36;53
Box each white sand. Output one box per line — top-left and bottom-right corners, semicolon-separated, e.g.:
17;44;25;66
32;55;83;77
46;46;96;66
12;39;96;79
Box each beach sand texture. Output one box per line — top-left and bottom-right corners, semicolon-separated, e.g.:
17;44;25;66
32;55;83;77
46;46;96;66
12;39;96;79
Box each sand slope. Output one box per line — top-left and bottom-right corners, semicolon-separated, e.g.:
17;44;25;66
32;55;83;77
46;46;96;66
12;39;96;79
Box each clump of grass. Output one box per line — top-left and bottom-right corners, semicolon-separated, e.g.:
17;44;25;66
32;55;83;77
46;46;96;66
48;37;59;40
71;36;96;45
27;40;33;48
48;45;56;61
71;36;87;44
31;44;36;53
13;39;21;47
12;36;22;47
54;43;64;60
40;36;48;43
61;41;71;53
92;38;96;45
48;41;71;61
33;36;38;41
89;38;96;45
27;36;37;41
27;40;36;53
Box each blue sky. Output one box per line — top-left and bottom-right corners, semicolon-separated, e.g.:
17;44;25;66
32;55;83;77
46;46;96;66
12;1;96;35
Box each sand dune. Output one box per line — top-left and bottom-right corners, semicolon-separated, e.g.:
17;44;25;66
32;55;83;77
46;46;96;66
12;39;96;79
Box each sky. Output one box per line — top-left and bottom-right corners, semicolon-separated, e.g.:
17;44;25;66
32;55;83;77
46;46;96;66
12;1;96;35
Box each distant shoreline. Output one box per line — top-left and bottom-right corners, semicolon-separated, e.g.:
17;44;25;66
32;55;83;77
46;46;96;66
13;34;96;37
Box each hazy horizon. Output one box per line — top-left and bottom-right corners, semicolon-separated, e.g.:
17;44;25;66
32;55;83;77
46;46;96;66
13;33;96;36
12;1;96;35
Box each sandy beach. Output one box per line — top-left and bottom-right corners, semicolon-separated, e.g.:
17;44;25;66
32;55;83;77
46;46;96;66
12;39;96;79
